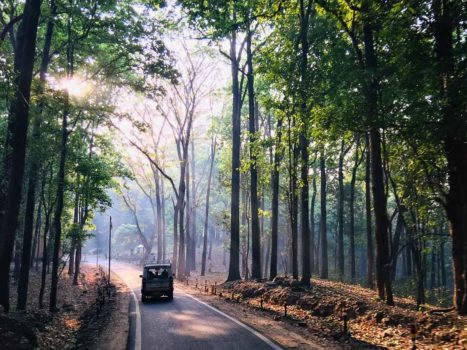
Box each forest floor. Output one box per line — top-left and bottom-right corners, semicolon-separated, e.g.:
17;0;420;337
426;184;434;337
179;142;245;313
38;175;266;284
0;264;129;350
182;272;467;350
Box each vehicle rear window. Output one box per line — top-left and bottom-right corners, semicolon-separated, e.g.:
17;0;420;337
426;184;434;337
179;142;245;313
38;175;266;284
146;267;170;279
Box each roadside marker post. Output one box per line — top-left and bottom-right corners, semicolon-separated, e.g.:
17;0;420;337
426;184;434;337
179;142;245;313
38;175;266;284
411;324;417;350
343;312;348;333
108;216;112;290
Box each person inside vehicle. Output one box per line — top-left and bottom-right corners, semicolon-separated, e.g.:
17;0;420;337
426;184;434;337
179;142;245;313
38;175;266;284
161;269;168;278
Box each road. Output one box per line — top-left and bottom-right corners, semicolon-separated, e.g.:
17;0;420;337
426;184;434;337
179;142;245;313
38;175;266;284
87;257;282;350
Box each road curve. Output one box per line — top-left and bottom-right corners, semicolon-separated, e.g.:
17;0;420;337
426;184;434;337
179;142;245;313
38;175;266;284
104;259;282;350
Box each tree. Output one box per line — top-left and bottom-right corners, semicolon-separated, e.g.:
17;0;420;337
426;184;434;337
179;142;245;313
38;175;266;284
0;0;42;313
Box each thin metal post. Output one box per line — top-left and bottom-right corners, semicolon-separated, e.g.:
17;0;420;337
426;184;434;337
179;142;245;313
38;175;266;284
108;216;112;286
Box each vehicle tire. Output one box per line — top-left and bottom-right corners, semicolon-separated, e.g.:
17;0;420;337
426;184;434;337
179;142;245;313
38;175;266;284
167;291;173;300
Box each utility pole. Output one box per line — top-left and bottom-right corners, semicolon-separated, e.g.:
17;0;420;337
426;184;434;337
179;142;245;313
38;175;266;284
96;230;99;268
108;217;112;286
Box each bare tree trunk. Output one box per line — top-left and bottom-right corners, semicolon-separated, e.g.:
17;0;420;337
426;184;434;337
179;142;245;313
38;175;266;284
190;140;196;271
50;3;74;311
50;103;69;312
298;0;312;286
310;174;316;275
201;139;216;276
39;211;51;309
161;178;166;262
337;139;345;279
246;29;261;279
270;116;283;279
185;160;191;275
349;137;361;280
227;25;242;282
432;0;467;314
0;0;42;313
361;2;393;304
319;149;328;279
365;134;374;288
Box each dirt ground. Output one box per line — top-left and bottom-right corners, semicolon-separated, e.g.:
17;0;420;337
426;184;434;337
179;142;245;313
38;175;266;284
176;280;376;350
179;274;467;350
0;264;129;350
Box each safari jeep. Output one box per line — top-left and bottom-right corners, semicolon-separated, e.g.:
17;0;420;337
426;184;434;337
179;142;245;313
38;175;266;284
140;263;174;301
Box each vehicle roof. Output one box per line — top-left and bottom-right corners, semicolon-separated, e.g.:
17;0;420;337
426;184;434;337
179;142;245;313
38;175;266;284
144;264;171;268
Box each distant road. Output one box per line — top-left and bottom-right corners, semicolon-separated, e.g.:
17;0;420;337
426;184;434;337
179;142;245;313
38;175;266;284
86;257;282;350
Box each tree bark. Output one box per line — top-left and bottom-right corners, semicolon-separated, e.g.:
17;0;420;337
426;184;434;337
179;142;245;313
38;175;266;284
190;140;196;271
39;210;51;309
246;29;261;279
310;173;317;275
0;0;42;313
227;25;242;282
365;134;374;288
201;139;216;276
319;150;328;279
362;0;393;305
432;0;467;314
298;0;312;286
337;139;345;279
269;117;283;279
50;102;69;312
349;137;361;280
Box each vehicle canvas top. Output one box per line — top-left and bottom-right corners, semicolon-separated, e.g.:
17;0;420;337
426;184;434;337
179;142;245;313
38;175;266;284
144;263;171;269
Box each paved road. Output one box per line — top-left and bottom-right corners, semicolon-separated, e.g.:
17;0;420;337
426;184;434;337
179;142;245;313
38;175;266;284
86;258;281;350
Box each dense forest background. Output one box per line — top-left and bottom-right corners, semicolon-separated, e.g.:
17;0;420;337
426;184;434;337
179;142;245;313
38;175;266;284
0;0;465;318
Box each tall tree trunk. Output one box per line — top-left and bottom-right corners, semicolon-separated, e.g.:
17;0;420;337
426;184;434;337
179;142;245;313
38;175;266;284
185;160;191;275
269;117;283;279
291;143;299;279
365;134;374;288
349;137;361;280
172;205;178;275
227;26;242;282
190;140;196;271
0;0;42;313
298;0;312;286
246;29;261;279
50;1;73;311
362;1;393;305
32;200;42;271
440;241;446;287
68;188;79;276
154;169;163;263
39;211;51;309
430;242;436;289
319;150;328;279
310;174;316;275
432;0;467;315
161;177;166;262
337;139;345;279
201;140;216;276
50;103;69;312
390;212;404;280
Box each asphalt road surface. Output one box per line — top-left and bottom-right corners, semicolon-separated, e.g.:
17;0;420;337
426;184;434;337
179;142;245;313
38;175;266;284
88;258;282;350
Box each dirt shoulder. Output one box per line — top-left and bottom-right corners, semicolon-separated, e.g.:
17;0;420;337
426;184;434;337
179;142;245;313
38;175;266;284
0;264;129;350
179;276;466;350
90;269;130;350
176;281;372;350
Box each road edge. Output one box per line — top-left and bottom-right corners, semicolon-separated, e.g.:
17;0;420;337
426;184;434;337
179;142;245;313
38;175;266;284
181;291;284;350
100;267;142;350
